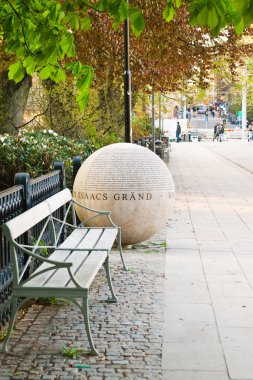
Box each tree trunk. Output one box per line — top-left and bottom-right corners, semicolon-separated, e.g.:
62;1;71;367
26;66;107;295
0;72;32;134
97;69;125;139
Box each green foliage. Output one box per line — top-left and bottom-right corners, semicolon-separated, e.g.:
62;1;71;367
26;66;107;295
132;92;152;140
38;297;69;305
33;79;124;147
61;346;86;359
228;100;240;116
0;0;144;110
0;330;7;341
66;63;94;111
163;0;253;36
132;114;152;140
128;7;145;37
216;58;253;123
188;0;252;36
163;0;182;23
0;129;94;190
29;236;48;256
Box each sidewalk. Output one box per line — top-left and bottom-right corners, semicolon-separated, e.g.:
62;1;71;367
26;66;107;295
163;140;253;380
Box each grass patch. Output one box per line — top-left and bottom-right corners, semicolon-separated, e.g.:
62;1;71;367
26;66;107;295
61;346;87;359
37;297;70;305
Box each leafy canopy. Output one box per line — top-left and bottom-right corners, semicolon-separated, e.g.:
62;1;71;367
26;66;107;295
76;2;253;95
0;0;144;110
0;0;253;110
163;0;253;36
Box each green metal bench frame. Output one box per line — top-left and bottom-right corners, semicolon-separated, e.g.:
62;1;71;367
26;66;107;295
1;188;127;355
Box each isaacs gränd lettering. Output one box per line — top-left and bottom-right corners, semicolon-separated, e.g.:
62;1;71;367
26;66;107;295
73;191;153;201
73;191;174;201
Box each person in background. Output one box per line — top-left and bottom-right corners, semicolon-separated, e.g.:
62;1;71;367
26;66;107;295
219;124;225;142
248;121;253;141
176;121;181;143
213;123;218;140
213;123;221;141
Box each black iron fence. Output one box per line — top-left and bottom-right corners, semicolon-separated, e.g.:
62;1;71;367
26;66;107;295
0;161;70;329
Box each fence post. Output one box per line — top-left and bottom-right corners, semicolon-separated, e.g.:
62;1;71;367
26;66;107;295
53;161;67;240
72;156;82;184
14;173;32;211
72;156;82;226
53;161;66;190
14;173;32;271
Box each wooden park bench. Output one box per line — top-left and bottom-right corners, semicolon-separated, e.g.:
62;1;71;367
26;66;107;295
1;188;127;355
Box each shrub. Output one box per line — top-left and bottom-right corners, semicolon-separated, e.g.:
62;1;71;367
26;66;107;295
0;129;95;190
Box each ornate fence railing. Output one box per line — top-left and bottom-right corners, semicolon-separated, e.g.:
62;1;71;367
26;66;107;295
0;162;66;329
0;157;84;330
0;185;25;328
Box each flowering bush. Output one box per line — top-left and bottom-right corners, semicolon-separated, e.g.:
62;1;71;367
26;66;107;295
0;130;95;190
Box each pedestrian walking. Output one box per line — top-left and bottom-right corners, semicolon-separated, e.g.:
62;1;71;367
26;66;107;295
213;123;217;140
204;110;208;121
219;124;225;142
248;122;253;141
213;123;221;141
176;121;181;143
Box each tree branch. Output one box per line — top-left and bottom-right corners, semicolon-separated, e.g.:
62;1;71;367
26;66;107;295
102;125;113;135
5;0;37;57
177;36;196;47
20;106;50;129
20;0;44;26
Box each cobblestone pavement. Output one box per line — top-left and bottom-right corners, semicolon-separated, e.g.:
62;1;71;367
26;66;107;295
0;230;166;380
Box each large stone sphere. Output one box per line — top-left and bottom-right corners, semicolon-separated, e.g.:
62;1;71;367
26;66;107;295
73;143;175;245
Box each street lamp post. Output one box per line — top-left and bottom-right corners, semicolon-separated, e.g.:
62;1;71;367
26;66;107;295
152;93;155;153
123;3;132;143
158;93;161;139
242;65;247;139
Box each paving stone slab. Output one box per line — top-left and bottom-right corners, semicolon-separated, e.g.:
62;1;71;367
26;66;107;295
219;327;253;380
162;341;226;371
163;370;230;380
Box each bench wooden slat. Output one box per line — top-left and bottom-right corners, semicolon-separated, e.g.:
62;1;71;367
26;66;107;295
67;250;108;289
4;201;50;240
43;229;104;288
94;228;118;249
22;228;88;287
23;229;105;288
45;188;72;213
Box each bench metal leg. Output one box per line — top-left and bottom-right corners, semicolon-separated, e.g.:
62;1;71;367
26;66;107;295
81;296;99;355
103;257;118;303
1;296;19;353
117;230;128;271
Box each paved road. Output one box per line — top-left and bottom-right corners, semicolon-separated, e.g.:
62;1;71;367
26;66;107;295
164;140;253;380
189;115;235;130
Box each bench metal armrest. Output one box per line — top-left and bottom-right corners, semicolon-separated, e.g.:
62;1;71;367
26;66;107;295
72;199;110;215
72;199;119;228
13;242;73;269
